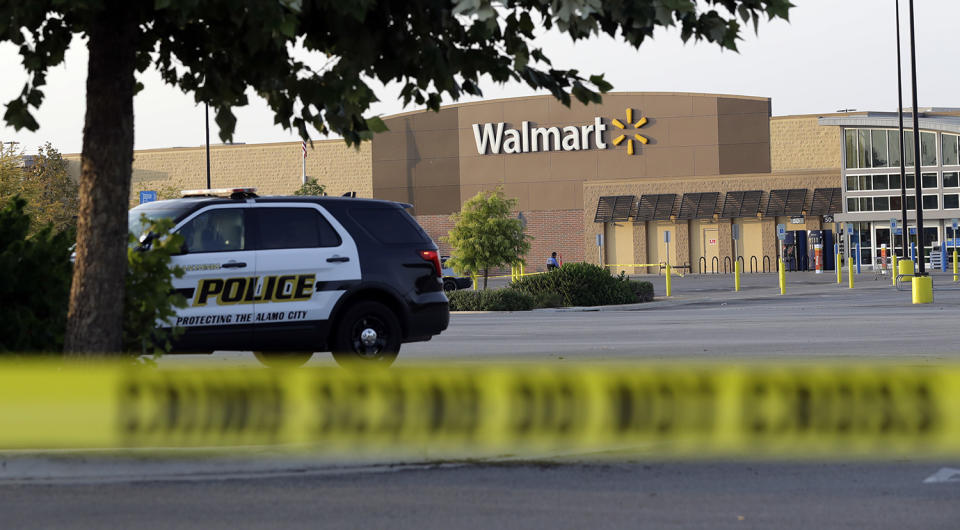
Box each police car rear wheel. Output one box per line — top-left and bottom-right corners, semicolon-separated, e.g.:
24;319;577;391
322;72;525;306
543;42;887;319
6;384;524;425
332;301;400;367
253;351;313;368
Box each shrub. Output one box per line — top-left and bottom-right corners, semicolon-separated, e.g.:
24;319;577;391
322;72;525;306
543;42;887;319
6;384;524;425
627;280;655;302
125;216;188;355
0;196;74;353
447;288;535;311
510;262;637;307
533;291;565;308
0;200;188;356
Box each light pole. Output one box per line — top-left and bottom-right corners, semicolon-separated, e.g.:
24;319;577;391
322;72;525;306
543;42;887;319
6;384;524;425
907;0;925;275
205;103;211;189
895;0;908;264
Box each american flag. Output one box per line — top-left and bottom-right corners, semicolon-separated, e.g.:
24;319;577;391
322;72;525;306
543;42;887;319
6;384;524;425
301;140;307;159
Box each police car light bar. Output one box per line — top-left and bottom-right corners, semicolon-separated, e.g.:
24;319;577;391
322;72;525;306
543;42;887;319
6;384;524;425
181;187;258;198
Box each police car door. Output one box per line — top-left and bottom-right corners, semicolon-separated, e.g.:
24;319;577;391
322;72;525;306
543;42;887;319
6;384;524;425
169;204;255;351
251;204;360;349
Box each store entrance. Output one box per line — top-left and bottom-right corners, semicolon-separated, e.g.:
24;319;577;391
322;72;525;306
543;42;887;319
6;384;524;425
898;224;940;267
874;226;891;269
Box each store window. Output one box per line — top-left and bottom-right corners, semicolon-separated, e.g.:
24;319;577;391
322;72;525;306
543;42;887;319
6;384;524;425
871;130;888;168
890;173;901;189
858;129;871;168
888;130;902;167
872;174;888;190
921;172;938;189
846;175;858;191
904;132;915;168
921;131;937;166
922;195;938;209
942;133;959;166
944;172;959;188
845;130;858;169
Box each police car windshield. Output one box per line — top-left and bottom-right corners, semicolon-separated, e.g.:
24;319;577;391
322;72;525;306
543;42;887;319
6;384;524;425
128;206;187;237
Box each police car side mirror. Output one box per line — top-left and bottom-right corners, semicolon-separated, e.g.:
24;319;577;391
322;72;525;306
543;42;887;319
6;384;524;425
137;231;156;251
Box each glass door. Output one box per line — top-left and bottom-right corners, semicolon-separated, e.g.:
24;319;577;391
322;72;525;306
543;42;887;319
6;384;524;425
905;224;941;267
854;221;872;266
874;226;891;270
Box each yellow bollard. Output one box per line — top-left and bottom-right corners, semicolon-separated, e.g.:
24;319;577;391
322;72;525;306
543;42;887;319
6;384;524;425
778;259;786;295
665;263;672;297
734;260;741;292
912;275;933;304
848;257;854;289
471;272;478;290
954;250;958;282
521;262;525;277
891;255;898;287
836;253;842;284
898;259;914;277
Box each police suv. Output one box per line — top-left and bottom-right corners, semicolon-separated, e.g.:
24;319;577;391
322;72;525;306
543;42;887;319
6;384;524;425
129;188;449;367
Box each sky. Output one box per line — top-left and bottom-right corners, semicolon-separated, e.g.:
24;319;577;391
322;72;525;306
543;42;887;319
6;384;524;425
1;0;958;155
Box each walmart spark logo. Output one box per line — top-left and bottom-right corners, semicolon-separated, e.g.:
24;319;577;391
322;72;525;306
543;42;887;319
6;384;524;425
611;108;648;155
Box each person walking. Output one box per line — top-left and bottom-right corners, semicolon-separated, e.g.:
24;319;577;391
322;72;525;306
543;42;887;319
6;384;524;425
546;251;560;271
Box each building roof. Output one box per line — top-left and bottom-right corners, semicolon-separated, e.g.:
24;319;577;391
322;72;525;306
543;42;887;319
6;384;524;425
819;112;960;134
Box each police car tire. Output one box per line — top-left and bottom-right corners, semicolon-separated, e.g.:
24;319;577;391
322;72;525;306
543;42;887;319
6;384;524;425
253;351;314;368
331;301;401;367
442;278;457;292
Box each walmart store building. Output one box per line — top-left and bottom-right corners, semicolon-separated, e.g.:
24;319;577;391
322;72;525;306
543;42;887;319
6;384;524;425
77;92;960;273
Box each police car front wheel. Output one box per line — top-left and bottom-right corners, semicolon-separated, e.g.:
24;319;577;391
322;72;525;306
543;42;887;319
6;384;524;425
332;301;400;367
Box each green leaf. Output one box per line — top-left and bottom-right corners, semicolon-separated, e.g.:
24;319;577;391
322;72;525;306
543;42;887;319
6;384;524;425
365;116;389;133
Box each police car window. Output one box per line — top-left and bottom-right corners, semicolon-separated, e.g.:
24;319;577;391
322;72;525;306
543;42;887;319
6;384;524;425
350;206;429;244
256;208;341;249
178;209;246;253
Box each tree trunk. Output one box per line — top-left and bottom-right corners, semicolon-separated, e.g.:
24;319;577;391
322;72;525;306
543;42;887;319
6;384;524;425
483;268;488;290
63;2;138;356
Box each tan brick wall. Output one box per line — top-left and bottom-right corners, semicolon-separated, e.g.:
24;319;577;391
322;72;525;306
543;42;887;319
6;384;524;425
65;140;372;206
770;116;842;171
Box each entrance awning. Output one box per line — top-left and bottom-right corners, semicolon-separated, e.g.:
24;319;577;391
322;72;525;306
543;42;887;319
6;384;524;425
720;190;764;218
594;195;636;222
764;189;807;216
635;194;677;221
808;188;843;215
676;192;720;220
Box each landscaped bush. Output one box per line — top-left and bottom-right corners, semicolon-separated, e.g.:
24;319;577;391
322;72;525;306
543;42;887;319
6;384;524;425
447;288;535;311
532;291;564;308
0;196;74;353
627;279;655;302
510;262;638;307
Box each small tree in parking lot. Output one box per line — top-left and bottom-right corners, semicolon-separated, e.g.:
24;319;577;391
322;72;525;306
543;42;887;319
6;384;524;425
444;188;530;289
294;177;327;196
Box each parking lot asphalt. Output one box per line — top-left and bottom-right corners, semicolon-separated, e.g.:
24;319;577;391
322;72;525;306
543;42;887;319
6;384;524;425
161;269;960;366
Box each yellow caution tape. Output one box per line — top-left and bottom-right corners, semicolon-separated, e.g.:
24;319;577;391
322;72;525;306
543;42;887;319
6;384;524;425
0;361;956;457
